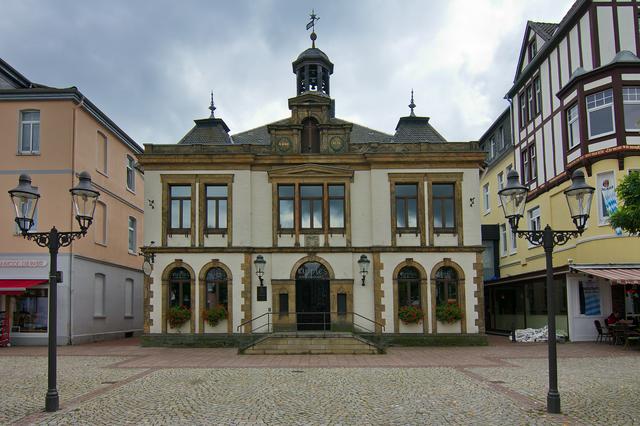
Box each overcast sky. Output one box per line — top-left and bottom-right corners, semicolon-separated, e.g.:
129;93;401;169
1;0;575;144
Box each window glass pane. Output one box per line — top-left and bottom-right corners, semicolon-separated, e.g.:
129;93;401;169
432;184;453;197
448;283;458;301
396;184;417;197
301;200;311;228
410;281;420;305
279;199;294;228
301;185;322;197
328;185;344;196
624;103;640;130
218;200;227;229
13;288;48;332
329;199;344;228
22;111;39;121
444;199;454;228
279;185;294;197
171;186;191;197
436;282;445;305
396;199;406;228
182;200;191;228
207;200;215;228
171;200;180;228
313;199;323;228
32;123;40;152
21;123;31;151
434;201;443;229
182;283;191;308
128;228;135;251
398;281;408;306
589;107;614;137
169;282;179;307
206;185;227;197
407;198;417;227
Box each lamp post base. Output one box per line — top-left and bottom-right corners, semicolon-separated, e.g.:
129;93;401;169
547;390;561;414
45;389;59;412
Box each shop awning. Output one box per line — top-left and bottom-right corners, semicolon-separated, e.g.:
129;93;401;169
572;267;640;285
0;279;48;295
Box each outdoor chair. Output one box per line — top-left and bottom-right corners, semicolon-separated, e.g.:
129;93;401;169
594;320;611;344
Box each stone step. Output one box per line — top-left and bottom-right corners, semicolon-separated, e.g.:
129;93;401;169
242;333;381;355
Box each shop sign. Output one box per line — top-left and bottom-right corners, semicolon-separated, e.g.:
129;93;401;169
0;259;48;268
583;281;601;316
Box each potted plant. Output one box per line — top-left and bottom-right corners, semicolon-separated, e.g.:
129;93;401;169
398;305;424;324
168;305;191;329
436;302;463;324
203;304;228;327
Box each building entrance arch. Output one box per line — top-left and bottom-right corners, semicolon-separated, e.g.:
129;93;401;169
295;261;330;330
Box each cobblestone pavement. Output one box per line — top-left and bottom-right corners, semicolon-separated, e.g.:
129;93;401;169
1;338;638;425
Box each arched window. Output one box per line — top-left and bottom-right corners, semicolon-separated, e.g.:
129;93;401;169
435;267;458;305
398;266;420;307
205;267;228;309
301;118;320;153
169;267;191;308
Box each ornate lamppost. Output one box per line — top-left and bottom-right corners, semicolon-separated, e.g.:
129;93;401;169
8;172;99;412
358;254;370;286
498;169;594;414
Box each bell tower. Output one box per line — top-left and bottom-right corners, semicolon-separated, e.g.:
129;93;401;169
291;10;333;96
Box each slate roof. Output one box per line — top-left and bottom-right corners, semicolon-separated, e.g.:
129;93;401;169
529;21;558;41
393;116;447;144
177;118;233;145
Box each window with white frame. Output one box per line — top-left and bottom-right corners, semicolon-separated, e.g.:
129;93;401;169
596;171;615;224
126;156;135;191
527;86;534;121
500;224;508;256
586;89;615;138
489;137;495;159
498;126;505;150
510;228;518;253
519;95;527;128
534;77;542;115
567;104;580;149
94;273;105;317
128;216;137;253
497;171;504;206
483;183;490;213
528;206;541;236
19;110;40;154
124;278;134;318
622;87;640;131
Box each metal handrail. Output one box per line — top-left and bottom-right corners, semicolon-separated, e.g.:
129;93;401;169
236;311;385;334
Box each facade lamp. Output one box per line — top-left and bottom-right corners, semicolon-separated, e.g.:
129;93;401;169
254;255;266;286
358;254;370;286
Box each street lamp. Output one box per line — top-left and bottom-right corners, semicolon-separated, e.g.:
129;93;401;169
357;254;370;286
498;169;594;414
254;255;266;286
8;171;99;412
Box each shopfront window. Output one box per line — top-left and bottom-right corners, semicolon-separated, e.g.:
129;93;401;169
12;288;48;332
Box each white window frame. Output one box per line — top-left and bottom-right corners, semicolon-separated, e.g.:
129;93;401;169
19;110;40;154
586;89;615;139
94;273;106;317
126;155;136;192
530;144;537;180
527;206;541;248
497;172;504;206
128;216;137;254
500;223;508;257
124;278;134;318
596;171;615;225
534;78;542;116
622;86;640;131
567;104;580;150
482;183;490;214
489;137;495;159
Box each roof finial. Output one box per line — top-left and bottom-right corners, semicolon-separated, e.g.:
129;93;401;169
208;91;216;118
307;9;320;48
409;89;416;117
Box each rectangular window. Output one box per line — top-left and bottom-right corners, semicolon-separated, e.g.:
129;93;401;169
522;145;536;183
169;185;191;232
522;149;530;183
126;156;135;191
586;89;615;138
534;77;542;115
19;110;40;154
567;104;580;149
96;131;108;174
95;201;107;245
300;185;323;229
279;293;289;315
527;85;534;121
497;172;504;206
578;281;601;316
528;39;537;60
124;278;134;317
489;137;495;159
395;183;418;230
128;216;137;253
597;171;615;224
528;206;541;239
278;185;295;230
623;87;640;131
530;144;537;180
328;184;345;229
519;93;526;128
94;274;105;317
498;126;505;150
500;224;508;256
482;183;490;213
12;288;48;333
432;183;455;232
337;293;347;315
205;185;228;232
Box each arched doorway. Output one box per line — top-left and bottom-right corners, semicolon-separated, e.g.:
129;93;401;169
295;262;330;330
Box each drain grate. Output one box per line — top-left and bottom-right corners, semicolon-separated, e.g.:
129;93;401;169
489;380;505;384
291;370;304;373
101;381;118;385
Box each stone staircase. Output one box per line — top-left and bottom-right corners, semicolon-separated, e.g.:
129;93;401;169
240;332;383;355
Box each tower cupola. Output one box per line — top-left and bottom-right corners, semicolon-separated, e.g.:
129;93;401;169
292;10;333;96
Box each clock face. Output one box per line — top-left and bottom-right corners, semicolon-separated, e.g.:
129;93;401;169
329;136;344;152
277;137;292;153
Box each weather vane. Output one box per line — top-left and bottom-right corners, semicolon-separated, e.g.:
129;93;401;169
409;89;416;117
307;9;320;47
208;91;216;118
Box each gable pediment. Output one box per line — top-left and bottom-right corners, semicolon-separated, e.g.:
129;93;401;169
268;163;354;181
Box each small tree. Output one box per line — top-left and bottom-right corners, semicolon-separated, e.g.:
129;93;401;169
609;171;640;236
